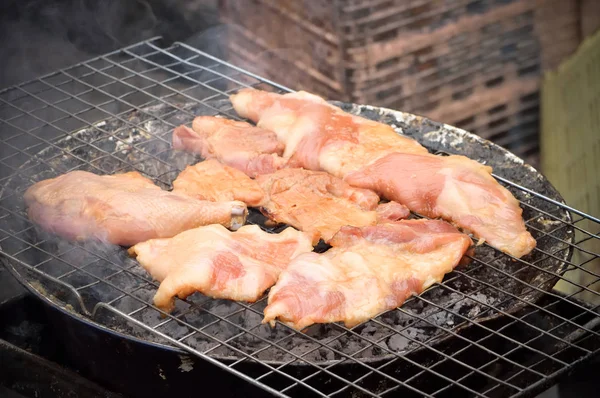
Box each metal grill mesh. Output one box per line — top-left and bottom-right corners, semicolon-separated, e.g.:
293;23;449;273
0;37;598;398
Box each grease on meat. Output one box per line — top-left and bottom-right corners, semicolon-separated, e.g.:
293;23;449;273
257;168;408;244
376;201;411;223
172;116;286;177
263;220;473;330
24;170;247;246
128;224;313;312
172;159;265;207
345;153;536;258
230;89;427;175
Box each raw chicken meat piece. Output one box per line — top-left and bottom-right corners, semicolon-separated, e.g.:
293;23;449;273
172;159;265;207
345;153;536;258
24;170;247;246
263;220;473;330
256;168;384;244
172;116;286;177
128;224;313;312
230;89;535;258
230;89;428;176
376;201;411;222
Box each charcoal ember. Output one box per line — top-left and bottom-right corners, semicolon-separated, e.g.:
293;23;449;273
468;292;497;306
360;346;377;358
450;291;500;319
208;300;244;317
238;310;264;328
207;321;240;341
130;286;156;302
127;262;152;279
138;307;163;327
358;324;391;348
256;346;290;362
319;347;335;361
388;334;410;352
219;347;237;357
360;324;377;335
186;338;219;353
379;309;414;327
290;340;321;359
344;334;371;355
160;322;192;341
327;339;343;353
360;323;377;336
377;340;388;351
300;346;335;362
408;298;426;311
370;329;392;344
262;325;294;342
429;310;454;326
232;331;271;353
182;308;217;329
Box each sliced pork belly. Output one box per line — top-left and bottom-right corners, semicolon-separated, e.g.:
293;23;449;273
24;171;247;246
345;153;536;258
263;220;473;330
172;116;286;177
172;159;265;207
256;168;399;244
128;224;313;312
229;88;535;258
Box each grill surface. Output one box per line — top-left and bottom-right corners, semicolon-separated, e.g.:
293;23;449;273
0;37;599;397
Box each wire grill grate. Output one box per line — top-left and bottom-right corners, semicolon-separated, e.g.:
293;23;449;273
0;37;599;398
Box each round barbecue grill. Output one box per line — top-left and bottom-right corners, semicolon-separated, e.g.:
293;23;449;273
0;38;597;398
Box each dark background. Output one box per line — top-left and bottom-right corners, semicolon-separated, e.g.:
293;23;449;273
0;0;221;89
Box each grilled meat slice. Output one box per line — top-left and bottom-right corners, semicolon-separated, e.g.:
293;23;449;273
128;224;313;312
256;168;403;244
172;116;286;177
345;153;536;258
172;159;265;207
24;170;247;246
230;89;427;176
375;201;411;222
263;220;472;330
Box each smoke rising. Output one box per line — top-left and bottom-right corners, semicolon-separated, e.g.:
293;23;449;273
0;0;220;89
